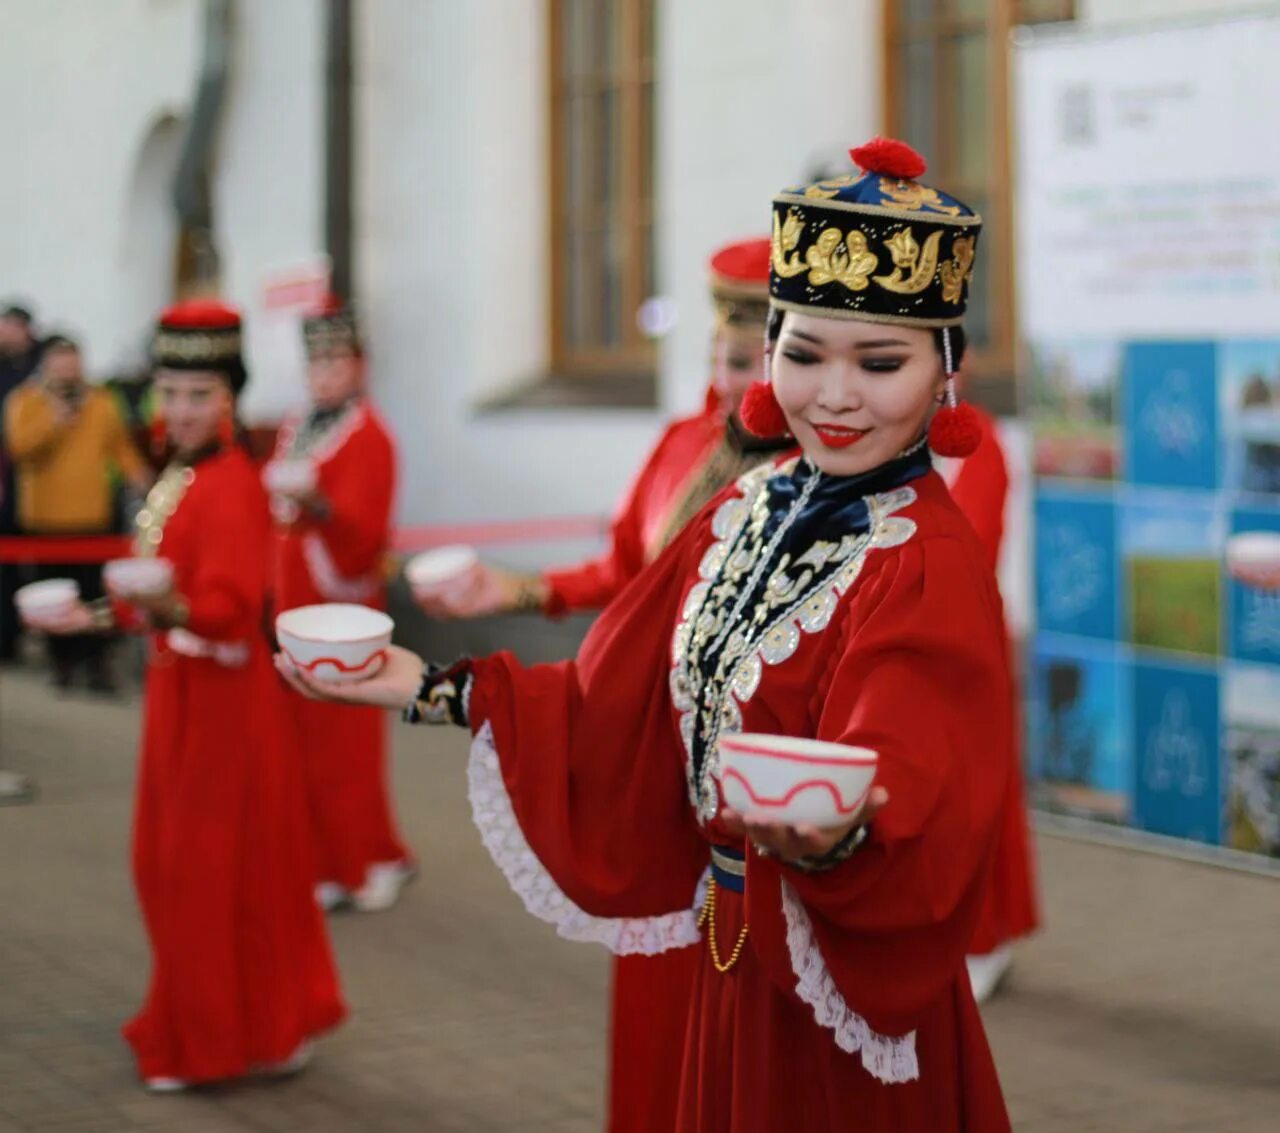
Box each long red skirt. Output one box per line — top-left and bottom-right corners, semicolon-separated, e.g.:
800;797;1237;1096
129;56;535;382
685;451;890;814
123;645;346;1083
293;697;410;890
607;947;700;1132
674;885;1010;1132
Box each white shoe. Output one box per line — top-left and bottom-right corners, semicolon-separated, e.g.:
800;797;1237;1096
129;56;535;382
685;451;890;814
352;861;416;913
143;1076;189;1093
314;881;350;912
260;1040;313;1079
966;946;1014;1005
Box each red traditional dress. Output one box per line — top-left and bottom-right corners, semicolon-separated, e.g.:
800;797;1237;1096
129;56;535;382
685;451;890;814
944;408;1040;957
270;398;410;892
451;445;1012;1131
121;445;346;1083
541;389;792;1131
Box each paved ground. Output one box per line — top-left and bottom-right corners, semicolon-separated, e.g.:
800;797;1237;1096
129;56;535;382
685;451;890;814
1;662;1278;1131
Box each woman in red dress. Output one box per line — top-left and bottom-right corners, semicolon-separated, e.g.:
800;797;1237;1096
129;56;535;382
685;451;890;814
267;297;412;912
39;301;346;1090
940;398;1041;1001
283;140;1013;1130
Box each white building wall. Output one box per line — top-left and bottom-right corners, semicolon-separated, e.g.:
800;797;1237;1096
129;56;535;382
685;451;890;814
0;0;202;373
1080;0;1270;25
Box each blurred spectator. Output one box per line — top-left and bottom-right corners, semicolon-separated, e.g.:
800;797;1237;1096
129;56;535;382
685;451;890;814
3;335;150;690
0;303;42;663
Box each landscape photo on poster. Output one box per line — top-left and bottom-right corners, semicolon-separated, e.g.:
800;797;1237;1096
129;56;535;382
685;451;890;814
1223;665;1280;859
1124;341;1219;492
1027;338;1122;480
1132;659;1221;845
1226;506;1280;664
1028;636;1130;822
1121;492;1224;658
1034;488;1118;642
1219;340;1280;496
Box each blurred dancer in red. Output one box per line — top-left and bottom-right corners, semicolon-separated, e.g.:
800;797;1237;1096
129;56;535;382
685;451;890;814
415;240;788;1133
36;300;346;1089
268;297;412;912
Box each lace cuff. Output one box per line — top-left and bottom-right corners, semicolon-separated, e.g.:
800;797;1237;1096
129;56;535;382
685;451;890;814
466;722;703;954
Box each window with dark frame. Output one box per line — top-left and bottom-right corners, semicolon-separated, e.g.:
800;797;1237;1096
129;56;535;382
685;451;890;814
884;0;1075;410
549;0;656;385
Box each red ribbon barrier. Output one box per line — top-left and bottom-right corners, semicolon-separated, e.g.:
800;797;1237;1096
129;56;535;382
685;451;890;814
0;516;608;564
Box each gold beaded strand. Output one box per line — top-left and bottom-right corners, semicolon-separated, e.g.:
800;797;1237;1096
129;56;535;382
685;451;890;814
696;877;750;974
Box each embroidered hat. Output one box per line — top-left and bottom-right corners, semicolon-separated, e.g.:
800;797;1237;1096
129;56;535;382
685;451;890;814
769;137;981;328
302;293;361;358
709;238;772;329
151;299;247;392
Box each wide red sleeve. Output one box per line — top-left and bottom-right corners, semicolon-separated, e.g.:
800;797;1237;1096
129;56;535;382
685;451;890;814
746;535;1013;1047
466;514;711;938
946;412;1008;570
313;419;395;579
184;477;270;641
539;437;666;615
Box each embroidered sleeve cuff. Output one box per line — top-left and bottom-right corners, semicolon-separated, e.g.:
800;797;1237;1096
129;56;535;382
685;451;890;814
402;658;473;726
788;823;871;873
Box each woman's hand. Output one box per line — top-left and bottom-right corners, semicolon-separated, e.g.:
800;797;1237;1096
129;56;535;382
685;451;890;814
125;589;184;626
27;602;97;635
719;785;890;861
412;563;544;620
274;643;426;711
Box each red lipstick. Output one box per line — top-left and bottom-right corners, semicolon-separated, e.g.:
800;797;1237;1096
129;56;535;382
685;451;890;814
812;423;870;449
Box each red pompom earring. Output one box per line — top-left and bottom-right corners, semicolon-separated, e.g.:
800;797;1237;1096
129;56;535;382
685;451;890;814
148;411;167;460
927;327;981;458
738;349;792;439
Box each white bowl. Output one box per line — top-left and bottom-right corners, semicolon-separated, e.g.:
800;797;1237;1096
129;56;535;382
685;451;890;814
276;603;394;684
15;578;80;624
104;557;174;598
1226;531;1280;589
263;458;318;496
718;733;878;827
405;545;479;598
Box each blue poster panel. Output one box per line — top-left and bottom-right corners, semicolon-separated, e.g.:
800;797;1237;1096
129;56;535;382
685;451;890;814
1226;506;1280;664
1132;660;1221;845
1223;665;1280;860
1219;340;1280;496
1034;490;1118;641
1028;635;1131;822
1124;341;1219;491
1121;493;1224;658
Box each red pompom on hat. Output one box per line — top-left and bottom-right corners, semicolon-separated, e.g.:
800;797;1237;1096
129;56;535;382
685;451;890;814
709;238;772;286
157;298;242;330
739;381;791;439
850;137;927;181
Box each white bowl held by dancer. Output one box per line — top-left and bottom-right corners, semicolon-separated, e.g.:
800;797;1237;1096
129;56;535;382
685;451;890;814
262;458;318;497
104;557;175;599
15;578;80;626
717;733;879;828
1226;531;1280;590
276;603;394;684
404;545;479;601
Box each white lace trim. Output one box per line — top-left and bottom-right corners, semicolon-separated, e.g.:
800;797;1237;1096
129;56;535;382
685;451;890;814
467;722;703;955
781;881;919;1084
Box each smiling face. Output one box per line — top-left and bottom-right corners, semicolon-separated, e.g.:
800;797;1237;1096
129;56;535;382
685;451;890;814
153;368;233;456
770;311;945;476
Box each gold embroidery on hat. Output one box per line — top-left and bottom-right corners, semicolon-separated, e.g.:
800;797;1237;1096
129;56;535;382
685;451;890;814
771;210;808;278
874;228;943;295
804;228;878;292
803;173;861;200
939;235;977;304
153;328;242;365
878;178;963;217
